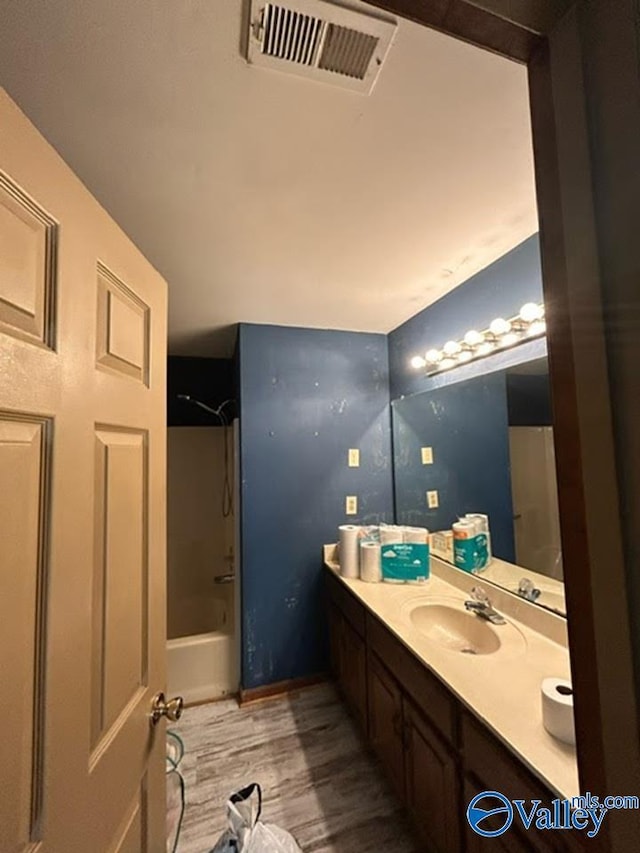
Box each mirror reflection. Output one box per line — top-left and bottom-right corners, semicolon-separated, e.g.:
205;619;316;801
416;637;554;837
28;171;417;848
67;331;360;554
392;357;566;615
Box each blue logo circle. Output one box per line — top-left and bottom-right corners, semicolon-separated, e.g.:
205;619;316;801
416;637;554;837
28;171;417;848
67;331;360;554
467;791;514;837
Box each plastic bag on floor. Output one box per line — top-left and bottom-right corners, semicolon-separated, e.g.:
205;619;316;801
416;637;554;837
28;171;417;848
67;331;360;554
209;782;302;853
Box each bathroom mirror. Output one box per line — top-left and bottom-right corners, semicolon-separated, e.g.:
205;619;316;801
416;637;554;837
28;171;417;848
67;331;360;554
392;357;566;615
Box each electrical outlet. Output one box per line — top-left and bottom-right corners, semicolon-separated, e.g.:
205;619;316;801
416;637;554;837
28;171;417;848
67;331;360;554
346;495;358;515
348;448;360;467
427;490;439;509
421;446;434;465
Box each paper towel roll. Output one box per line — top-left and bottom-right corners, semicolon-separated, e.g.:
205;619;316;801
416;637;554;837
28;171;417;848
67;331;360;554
338;525;360;578
541;677;575;745
360;541;382;583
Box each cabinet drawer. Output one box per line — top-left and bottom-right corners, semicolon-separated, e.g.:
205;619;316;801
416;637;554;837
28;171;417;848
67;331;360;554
325;569;366;637
367;613;456;745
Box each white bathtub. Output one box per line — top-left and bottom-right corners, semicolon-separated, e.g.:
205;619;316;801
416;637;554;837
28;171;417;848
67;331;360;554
167;628;237;705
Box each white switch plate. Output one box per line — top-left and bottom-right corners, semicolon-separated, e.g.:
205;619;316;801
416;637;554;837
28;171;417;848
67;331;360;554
427;490;439;509
348;448;360;467
346;495;358;515
421;446;434;465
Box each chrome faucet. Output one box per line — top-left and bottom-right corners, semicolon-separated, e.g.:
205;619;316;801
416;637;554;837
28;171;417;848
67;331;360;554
517;577;541;602
464;586;506;625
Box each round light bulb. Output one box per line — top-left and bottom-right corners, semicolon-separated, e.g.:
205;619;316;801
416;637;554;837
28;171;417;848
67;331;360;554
500;331;520;348
440;357;456;370
425;349;442;364
477;341;494;356
519;302;544;323
410;355;426;369
464;330;484;347
527;319;546;337
457;350;473;363
443;340;461;356
490;318;511;336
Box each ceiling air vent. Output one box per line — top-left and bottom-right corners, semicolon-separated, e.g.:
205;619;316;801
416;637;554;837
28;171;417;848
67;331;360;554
246;0;397;94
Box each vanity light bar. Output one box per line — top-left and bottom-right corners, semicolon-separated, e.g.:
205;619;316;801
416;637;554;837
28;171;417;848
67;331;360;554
412;303;546;375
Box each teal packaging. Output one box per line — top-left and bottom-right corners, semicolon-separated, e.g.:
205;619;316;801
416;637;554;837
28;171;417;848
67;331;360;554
453;526;489;573
381;543;430;582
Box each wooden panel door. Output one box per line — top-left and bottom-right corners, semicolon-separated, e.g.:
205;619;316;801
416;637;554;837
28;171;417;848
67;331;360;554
0;89;168;852
340;617;367;732
367;652;405;801
404;700;460;853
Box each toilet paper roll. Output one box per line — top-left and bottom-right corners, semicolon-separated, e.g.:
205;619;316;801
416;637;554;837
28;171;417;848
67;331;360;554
360;541;382;583
541;677;575;745
338;525;360;578
403;526;429;544
380;525;404;545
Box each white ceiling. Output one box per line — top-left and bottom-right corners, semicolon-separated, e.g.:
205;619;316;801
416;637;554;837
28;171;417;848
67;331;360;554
0;0;537;356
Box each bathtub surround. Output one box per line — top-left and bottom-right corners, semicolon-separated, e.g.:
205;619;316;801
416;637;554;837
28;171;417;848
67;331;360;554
172;683;418;853
167;427;235;639
238;324;394;689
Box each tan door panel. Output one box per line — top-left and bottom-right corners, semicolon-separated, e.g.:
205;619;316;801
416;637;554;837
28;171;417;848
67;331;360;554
0;88;167;853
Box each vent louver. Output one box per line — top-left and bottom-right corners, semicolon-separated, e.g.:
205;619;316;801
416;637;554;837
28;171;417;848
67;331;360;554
247;0;396;94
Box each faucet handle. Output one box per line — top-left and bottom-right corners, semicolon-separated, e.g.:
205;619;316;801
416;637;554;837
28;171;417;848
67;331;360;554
470;585;490;604
517;577;541;602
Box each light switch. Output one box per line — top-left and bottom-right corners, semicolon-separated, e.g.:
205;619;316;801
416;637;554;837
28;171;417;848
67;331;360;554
346;495;358;515
421;446;434;465
348;448;360;467
427;490;439;509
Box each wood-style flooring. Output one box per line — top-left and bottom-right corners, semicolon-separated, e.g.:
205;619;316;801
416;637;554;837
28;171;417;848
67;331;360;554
171;682;419;852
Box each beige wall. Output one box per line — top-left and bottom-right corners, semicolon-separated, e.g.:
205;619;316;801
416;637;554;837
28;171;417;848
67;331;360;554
167;427;234;639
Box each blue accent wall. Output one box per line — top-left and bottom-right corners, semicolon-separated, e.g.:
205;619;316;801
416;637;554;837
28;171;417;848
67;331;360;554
238;324;393;689
393;372;515;562
388;235;545;400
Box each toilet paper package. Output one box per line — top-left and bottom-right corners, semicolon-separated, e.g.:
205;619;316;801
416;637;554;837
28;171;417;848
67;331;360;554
541;677;575;745
465;513;492;568
453;518;489;573
338;525;360;578
430;530;454;564
380;525;430;583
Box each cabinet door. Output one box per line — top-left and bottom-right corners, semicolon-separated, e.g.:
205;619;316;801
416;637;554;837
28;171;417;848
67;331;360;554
367;652;405;801
341;616;367;731
463;777;554;853
328;601;343;681
405;700;460;853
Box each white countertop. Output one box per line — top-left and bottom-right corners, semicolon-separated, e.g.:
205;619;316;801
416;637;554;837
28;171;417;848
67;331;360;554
324;546;579;800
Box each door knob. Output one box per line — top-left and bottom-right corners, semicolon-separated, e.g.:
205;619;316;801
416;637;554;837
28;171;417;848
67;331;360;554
150;692;184;726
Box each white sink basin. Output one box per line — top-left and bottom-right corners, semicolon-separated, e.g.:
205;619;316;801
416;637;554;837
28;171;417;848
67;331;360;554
408;604;501;655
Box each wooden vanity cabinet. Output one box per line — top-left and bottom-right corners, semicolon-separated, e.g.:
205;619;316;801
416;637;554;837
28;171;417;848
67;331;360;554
325;569;589;853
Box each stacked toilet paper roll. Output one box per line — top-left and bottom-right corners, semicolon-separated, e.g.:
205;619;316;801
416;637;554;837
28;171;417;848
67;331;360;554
403;526;428;544
380;525;404;545
338;525;360;578
541;677;575;745
360;541;382;583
